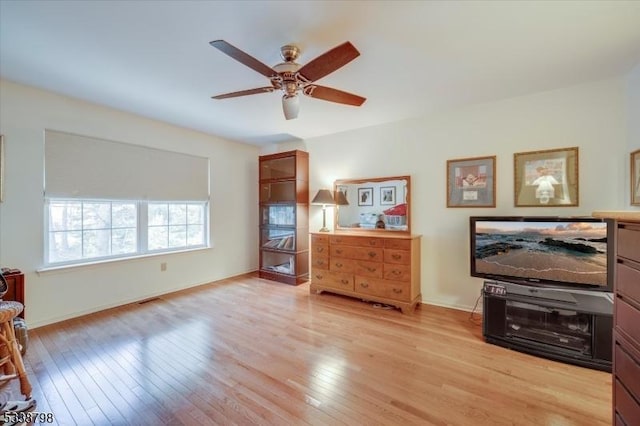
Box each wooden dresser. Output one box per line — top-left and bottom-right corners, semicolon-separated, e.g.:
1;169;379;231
614;220;640;425
309;232;421;313
594;211;640;425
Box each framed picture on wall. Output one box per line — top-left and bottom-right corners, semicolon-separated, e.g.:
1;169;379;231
632;149;640;206
514;147;578;207
357;187;373;206
380;186;396;205
0;135;4;203
446;155;496;207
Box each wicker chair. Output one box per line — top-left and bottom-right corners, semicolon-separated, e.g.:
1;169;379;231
0;301;32;399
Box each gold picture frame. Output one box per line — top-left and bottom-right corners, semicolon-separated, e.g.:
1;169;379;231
446;155;496;208
632;149;640;206
514;147;579;207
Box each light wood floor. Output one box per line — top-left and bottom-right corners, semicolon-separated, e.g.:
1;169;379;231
5;274;611;425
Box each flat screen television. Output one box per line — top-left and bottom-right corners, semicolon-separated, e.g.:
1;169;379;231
470;216;614;292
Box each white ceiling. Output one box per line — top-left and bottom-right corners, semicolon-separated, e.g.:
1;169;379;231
2;1;640;146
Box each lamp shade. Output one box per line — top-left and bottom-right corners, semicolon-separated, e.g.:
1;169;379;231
333;190;349;206
311;189;335;205
282;94;299;120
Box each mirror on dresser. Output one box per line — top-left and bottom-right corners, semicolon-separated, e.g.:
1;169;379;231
334;175;410;233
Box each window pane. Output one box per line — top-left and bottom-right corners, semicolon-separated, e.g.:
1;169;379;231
148;204;168;226
112;203;137;228
169;225;187;247
187;224;204;245
169;204;187;225
83;202;111;230
49;230;82;262
148;226;168;250
187;204;204;224
112;228;137;254
49;201;82;231
83;229;111;258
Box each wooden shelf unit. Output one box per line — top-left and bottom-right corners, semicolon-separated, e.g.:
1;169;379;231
258;150;309;285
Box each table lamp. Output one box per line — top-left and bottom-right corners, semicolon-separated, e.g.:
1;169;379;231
311;189;335;232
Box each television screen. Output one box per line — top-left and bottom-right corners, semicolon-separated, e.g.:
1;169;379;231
470;216;614;291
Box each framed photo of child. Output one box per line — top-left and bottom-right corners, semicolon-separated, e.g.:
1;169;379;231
514;147;578;207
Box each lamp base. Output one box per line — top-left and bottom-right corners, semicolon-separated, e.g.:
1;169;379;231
318;227;330;232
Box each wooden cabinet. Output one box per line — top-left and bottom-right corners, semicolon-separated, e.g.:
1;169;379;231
258;150;309;285
614;221;640;425
310;232;421;313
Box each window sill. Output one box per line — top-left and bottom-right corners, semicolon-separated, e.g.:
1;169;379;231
37;246;212;275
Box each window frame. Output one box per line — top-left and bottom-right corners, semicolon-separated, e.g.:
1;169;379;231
44;198;209;268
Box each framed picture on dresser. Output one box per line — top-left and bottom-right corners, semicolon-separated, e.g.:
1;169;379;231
632;149;640;206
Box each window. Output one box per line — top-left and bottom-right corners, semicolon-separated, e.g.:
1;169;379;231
46;199;208;266
148;202;206;251
43;130;210;268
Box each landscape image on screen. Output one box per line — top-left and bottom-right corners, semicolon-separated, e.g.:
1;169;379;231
475;221;607;286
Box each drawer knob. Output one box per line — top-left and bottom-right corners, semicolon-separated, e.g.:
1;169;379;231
367;267;377;272
392;270;401;276
317;247;324;253
341;279;349;285
360;282;369;288
393;288;403;294
336;249;343;254
315;274;323;279
392;254;401;260
336;262;343;267
368;251;377;258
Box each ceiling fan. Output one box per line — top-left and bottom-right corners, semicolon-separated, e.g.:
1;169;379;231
209;40;366;120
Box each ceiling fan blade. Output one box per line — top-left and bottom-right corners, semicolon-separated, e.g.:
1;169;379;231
212;87;275;100
210;40;278;78
303;85;366;106
297;42;360;82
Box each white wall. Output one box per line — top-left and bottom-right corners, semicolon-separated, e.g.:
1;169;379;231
275;77;630;311
0;79;260;327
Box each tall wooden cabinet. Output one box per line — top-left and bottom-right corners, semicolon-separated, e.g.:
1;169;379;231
258;150;309;285
309;232;421;313
613;219;640;425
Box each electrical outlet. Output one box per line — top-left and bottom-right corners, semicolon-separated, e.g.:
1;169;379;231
160;262;167;272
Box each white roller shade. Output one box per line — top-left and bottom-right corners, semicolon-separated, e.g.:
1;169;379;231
45;130;209;201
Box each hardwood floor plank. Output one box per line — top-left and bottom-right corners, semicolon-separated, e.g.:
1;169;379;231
4;275;611;425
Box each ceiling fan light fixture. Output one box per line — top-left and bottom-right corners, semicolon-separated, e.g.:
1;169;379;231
282;94;299;120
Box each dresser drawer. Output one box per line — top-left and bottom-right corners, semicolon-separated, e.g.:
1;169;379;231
330;235;384;247
384;264;411;282
384;249;411;265
311;255;329;270
384;239;411;250
617;261;640;307
311;269;354;291
330;258;356;273
331;245;383;262
615;379;640;426
354;260;383;278
354;276;411;301
311;234;329;245
616;298;640;347
618;225;640;263
311;243;328;257
615;343;640;403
